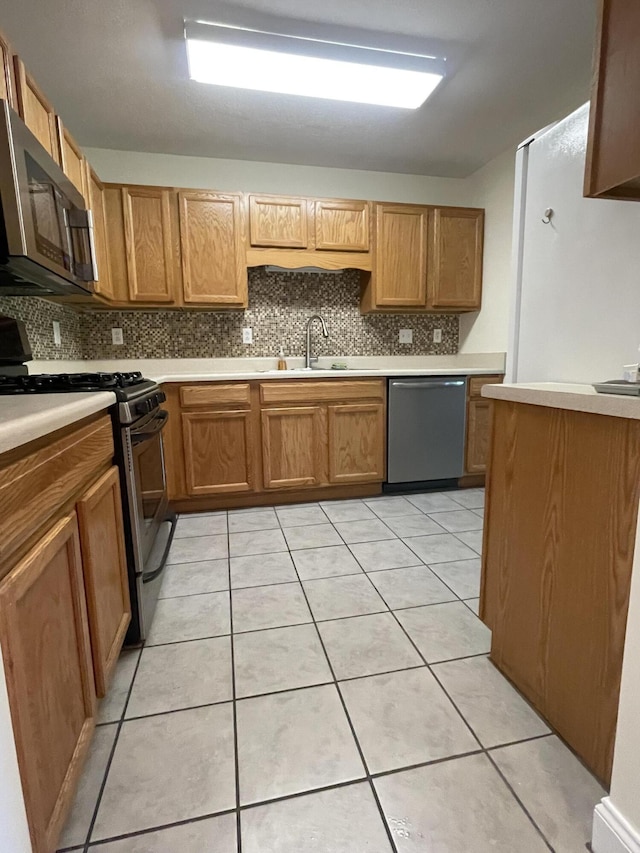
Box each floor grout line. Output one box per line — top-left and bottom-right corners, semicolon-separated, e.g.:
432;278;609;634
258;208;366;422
70;489;569;853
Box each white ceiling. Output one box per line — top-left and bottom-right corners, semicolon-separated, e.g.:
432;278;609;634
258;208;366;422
2;0;596;177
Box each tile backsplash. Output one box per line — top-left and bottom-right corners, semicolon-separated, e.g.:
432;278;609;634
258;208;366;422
0;269;459;361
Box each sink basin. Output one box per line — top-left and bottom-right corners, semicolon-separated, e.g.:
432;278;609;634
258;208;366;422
262;367;356;374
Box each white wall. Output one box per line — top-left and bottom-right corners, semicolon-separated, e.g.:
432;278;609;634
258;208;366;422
84;148;470;207
459;148;516;354
0;660;31;853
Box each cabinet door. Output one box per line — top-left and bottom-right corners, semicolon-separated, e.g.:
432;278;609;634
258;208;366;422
430;207;484;309
584;0;640;200
0;29;14;107
315;200;370;251
179;191;247;306
122;187;176;302
86;168;114;299
261;406;324;489
182;410;253;495
465;399;492;474
328;403;385;484
373;204;428;307
0;514;96;853
249;195;309;248
56;118;86;200
13;56;58;161
77;467;130;698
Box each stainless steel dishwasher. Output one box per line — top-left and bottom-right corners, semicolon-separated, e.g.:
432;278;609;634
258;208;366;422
387;377;467;484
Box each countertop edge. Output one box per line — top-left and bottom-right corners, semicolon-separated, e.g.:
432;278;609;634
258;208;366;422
153;367;503;383
0;392;117;455
482;382;640;420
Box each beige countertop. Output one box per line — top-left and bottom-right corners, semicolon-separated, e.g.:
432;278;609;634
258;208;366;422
483;382;640;420
0;392;116;455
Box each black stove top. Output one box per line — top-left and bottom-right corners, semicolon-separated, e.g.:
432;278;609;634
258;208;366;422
0;371;149;396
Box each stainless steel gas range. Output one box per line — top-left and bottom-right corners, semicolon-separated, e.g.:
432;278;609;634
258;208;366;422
0;370;176;643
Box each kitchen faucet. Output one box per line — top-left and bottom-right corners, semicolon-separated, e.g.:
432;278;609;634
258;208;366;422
304;314;329;369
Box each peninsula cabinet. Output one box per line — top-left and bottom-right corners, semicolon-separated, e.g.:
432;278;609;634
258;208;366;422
0;414;131;852
360;203;484;313
163;379;386;509
584;0;640;200
178;190;247;306
481;399;640;785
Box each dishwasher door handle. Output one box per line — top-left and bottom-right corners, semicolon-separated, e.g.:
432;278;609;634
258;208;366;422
391;380;466;390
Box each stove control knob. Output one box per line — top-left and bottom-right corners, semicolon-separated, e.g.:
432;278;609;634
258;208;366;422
136;398;152;415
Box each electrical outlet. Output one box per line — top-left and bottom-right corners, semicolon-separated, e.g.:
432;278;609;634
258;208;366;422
398;328;413;344
433;328;442;344
242;327;253;344
111;328;124;345
52;321;61;347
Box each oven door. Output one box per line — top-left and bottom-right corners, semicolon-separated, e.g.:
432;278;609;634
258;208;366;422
128;408;169;566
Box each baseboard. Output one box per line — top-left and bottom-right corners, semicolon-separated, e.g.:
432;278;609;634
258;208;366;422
592;798;640;853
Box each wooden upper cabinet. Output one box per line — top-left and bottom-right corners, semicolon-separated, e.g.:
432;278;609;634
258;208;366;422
328;403;385;484
585;0;640;200
429;207;484;310
182;410;253;495
86;168;113;299
314;199;370;251
249;195;309;248
0;514;96;853
0;29;15;107
372;204;429;307
56;118;86;199
179;191;247;306
261;406;324;488
122;187;177;302
13;56;58;161
76;467;130;698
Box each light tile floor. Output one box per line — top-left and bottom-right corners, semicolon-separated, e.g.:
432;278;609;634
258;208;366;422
58;488;605;853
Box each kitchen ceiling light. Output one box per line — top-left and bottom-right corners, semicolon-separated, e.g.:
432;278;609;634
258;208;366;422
184;20;445;110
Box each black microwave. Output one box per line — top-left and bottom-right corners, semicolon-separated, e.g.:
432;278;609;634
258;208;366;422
0;99;97;296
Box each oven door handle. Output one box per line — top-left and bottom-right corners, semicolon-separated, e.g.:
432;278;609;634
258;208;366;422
131;410;168;444
142;515;177;585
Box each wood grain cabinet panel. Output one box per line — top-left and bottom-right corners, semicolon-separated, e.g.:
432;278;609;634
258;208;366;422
0;514;96;853
179;191;247;306
261;406;324;489
372;204;429;307
585;0;640;200
182;411;253;495
77;467;130;698
0;29;15;107
249;195;309;248
13;56;58;161
86;168;114;299
429;207;484;309
481;401;640;784
56;118;86;200
328;403;385;484
180;383;251;408
465;399;492;474
315;200;370;251
122;187;176;302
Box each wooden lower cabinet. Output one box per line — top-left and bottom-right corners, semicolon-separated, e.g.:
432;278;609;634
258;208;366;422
0;514;96;853
328;403;385;484
77;466;130;698
182;410;253;495
464;375;503;475
262;406;324;489
482;400;640;784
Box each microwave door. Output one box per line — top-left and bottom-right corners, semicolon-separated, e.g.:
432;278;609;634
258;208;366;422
67;208;98;282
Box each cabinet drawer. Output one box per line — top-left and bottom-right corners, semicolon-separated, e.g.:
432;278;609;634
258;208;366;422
0;417;114;574
180;384;251;408
468;375;503;398
260;380;385;405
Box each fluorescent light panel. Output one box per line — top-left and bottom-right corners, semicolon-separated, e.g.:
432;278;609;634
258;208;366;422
184;22;444;109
